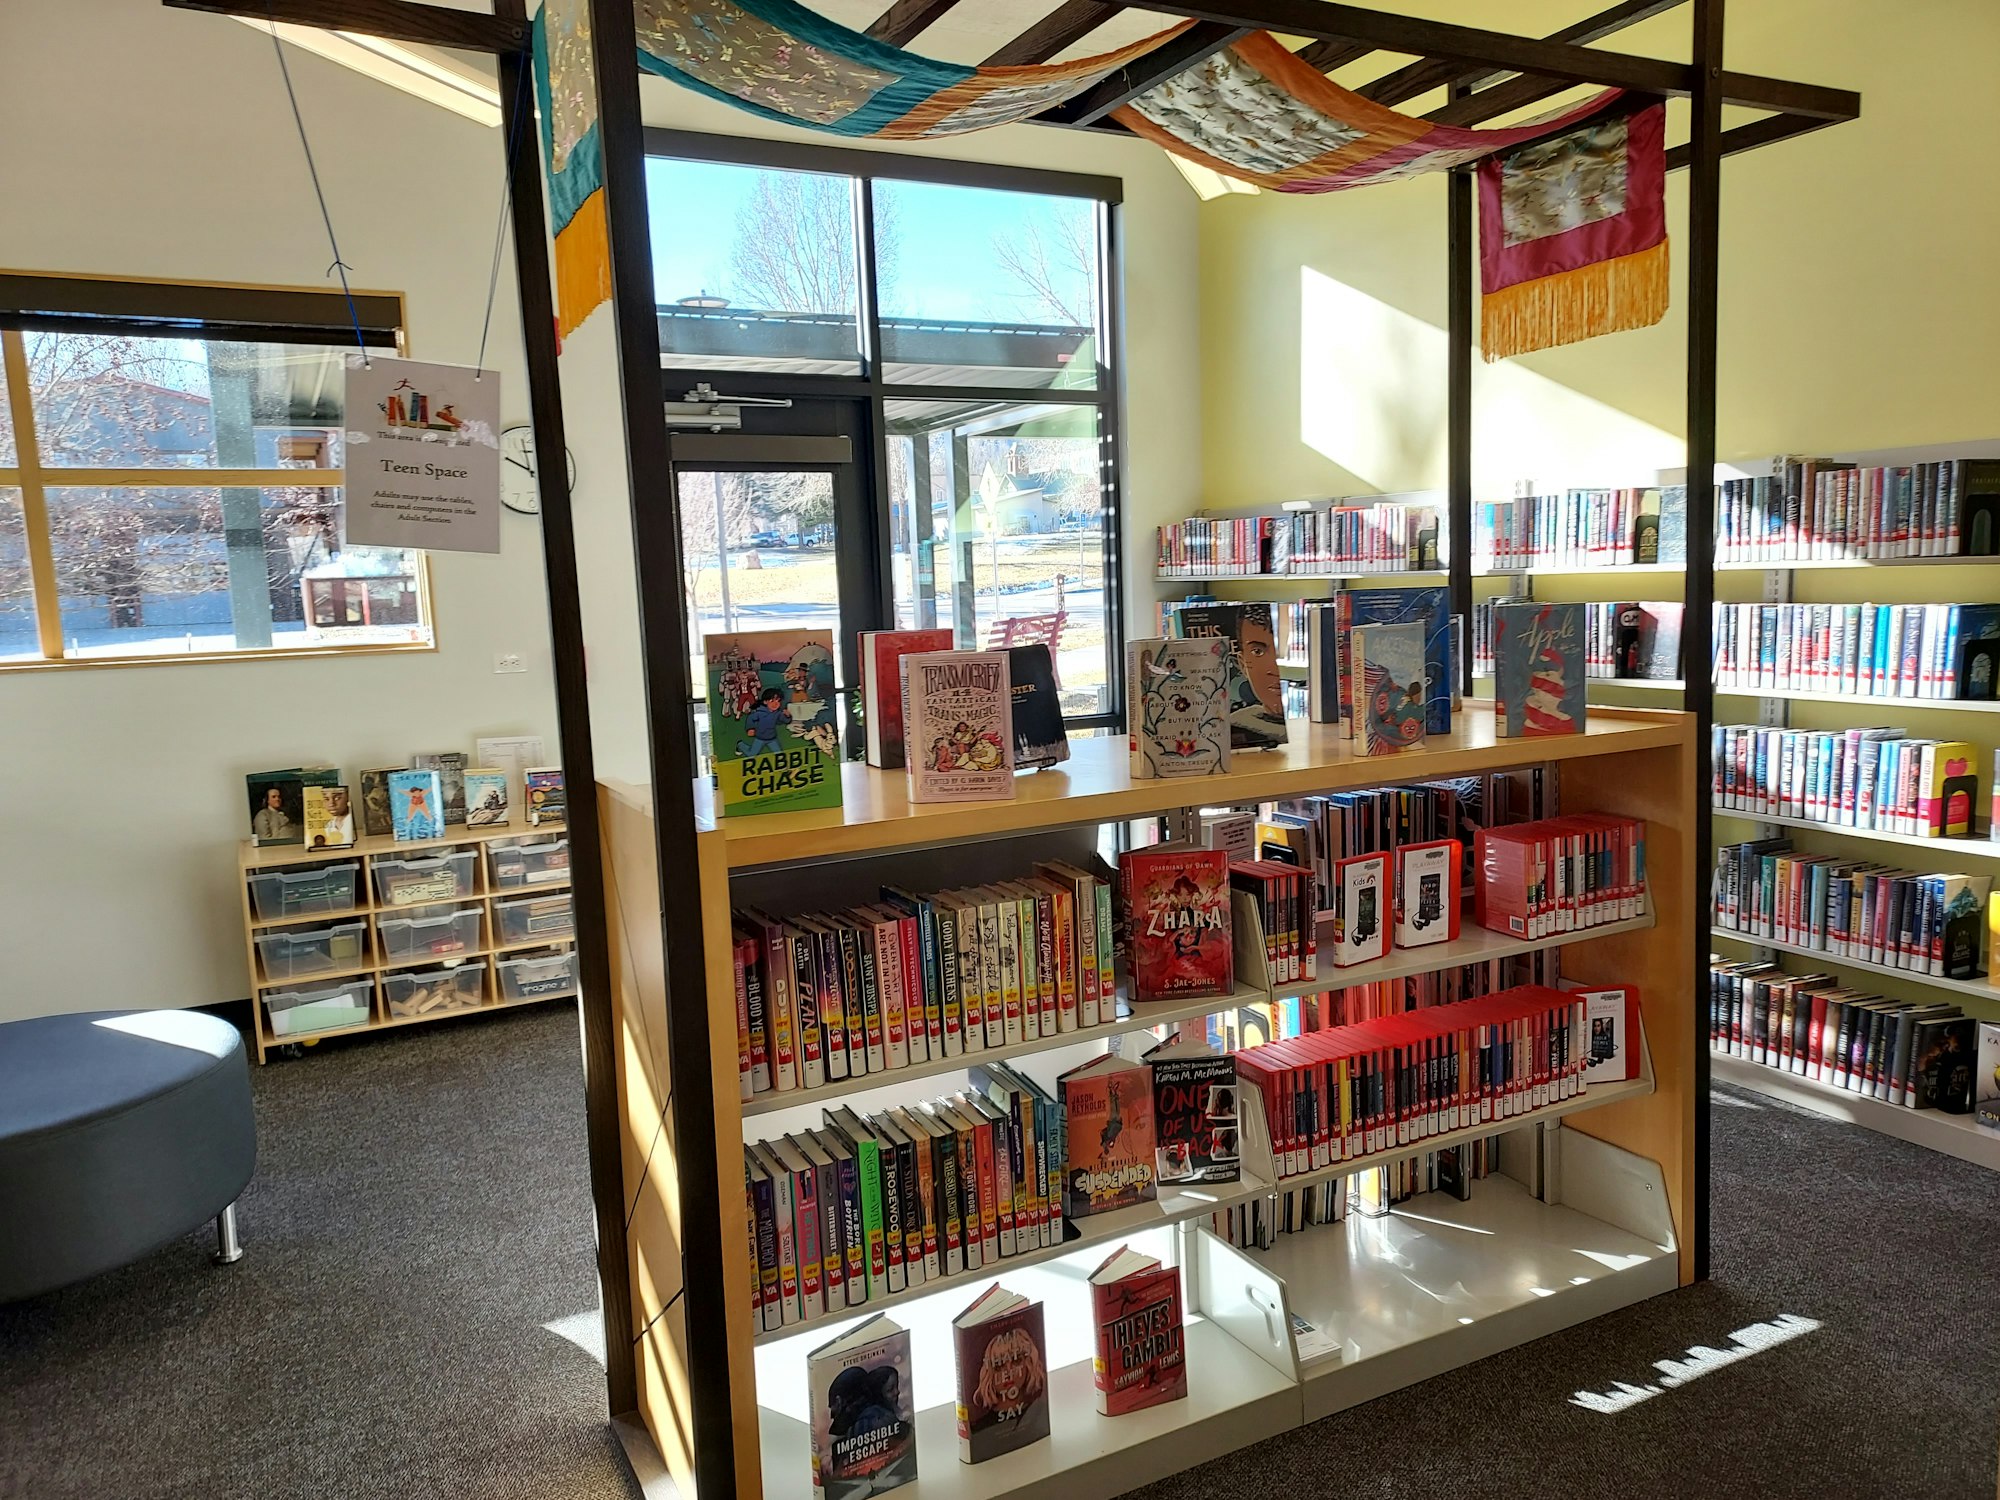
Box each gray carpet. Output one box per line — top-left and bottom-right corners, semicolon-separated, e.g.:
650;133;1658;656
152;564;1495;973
4;1012;1996;1499
0;1005;637;1500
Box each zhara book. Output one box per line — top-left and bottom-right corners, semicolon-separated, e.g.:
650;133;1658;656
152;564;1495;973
706;629;844;817
1089;1247;1188;1417
902;650;1016;803
807;1315;917;1499
1493;601;1586;738
860;628;954;770
1120;845;1234;1001
1128;636;1231;779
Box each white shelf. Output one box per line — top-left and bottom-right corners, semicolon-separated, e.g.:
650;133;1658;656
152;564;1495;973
1252;1173;1678;1421
1716;554;2000;571
1477;561;1687;576
1712;1050;2000;1172
1711;925;2000;1004
1714;684;2000;712
1711;804;1999;861
739;986;1266;1120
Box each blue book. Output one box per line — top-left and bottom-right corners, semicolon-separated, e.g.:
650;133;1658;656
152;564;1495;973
1492;602;1585;738
388;769;444;842
1341;587;1453;735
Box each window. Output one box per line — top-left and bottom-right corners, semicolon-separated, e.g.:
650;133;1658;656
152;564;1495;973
0;276;429;666
646;133;1125;728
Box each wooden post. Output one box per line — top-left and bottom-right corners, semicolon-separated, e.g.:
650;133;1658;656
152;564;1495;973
1446;85;1474;695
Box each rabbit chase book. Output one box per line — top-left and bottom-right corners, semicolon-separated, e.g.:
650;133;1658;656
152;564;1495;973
953;1288;1050;1464
1129;636;1231;779
1349;621;1429;755
707;630;843;817
1120;845;1234;1001
1089;1247;1188;1417
901;650;1015;803
1493;601;1586;738
1172;602;1288;750
808;1315;916;1499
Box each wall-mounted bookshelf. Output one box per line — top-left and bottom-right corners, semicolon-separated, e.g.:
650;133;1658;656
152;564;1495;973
1712;926;1998;1006
1710;1051;2000;1173
1715;685;2000;713
1711;805;1997;861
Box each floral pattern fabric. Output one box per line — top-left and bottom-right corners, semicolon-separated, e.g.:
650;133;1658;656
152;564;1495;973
1498;117;1630;248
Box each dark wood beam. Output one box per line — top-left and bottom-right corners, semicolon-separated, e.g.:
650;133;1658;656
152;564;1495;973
1036;21;1248;127
1446;82;1473;698
864;0;959;47
1427;71;1571;126
1665;108;1837;169
1296;38;1375;72
161;0;523;52
1364;0;1685;108
984;0;1118;67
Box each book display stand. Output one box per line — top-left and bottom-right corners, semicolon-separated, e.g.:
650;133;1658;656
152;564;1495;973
159;0;1860;1490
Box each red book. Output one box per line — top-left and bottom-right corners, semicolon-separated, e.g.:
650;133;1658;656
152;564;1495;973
859;628;954;769
1089;1248;1188;1416
1057;1055;1157;1218
1120;845;1234;1002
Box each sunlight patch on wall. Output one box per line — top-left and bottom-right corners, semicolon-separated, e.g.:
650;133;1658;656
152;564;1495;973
1299;266;1684;496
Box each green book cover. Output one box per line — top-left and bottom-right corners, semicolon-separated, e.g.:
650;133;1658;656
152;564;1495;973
705;630;843;817
856;1137;884;1297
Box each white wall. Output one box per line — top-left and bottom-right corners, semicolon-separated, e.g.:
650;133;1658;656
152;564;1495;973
0;0;559;1017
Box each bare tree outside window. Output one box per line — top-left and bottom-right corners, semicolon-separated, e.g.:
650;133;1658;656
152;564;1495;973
727;172;897;315
991;207;1099;328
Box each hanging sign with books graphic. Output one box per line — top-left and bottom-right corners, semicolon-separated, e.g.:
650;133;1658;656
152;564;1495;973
344;355;501;554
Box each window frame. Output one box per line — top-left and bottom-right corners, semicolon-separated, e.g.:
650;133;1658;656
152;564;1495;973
0;270;436;672
645;130;1130;733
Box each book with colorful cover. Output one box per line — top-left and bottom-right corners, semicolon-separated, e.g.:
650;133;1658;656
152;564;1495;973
1338;586;1452;734
1172;601;1288;749
1349;621;1428;755
807;1315;917;1499
1005;643;1070;769
1493;601;1585;738
952;1288;1050;1464
706;630;843;817
901;650;1015;803
1088;1247;1188;1417
245;768;305;847
462;768;510;828
1128;636;1231;779
1057;1053;1157;1219
301;783;356;850
411;751;468;826
1143;1035;1239;1185
388;769;445;842
860;627;955;770
1120;845;1233;1001
523;767;566;826
358;766;403;840
1918;742;1977;837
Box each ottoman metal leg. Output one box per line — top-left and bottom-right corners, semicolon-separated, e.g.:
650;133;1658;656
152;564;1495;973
213;1203;243;1266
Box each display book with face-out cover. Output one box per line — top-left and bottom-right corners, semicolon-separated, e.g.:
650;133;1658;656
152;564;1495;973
807;1314;916;1499
952;1285;1050;1463
900;649;1015;802
1127;635;1231;779
1056;1052;1157;1220
705;628;843;816
1088;1246;1188;1417
1119;842;1234;1001
1171;600;1289;749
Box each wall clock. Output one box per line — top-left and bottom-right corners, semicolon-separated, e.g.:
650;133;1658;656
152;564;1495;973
500;424;577;515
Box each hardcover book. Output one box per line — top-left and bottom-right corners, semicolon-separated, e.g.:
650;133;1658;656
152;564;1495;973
1120;845;1233;1001
1129;636;1231;779
953;1288;1050;1464
1172;601;1288;750
1339;586;1452;735
860;628;954;769
245;769;304;847
1913;1015;1978;1112
1635;602;1685;681
388;769;445;842
902;650;1015;803
1089;1247;1187;1417
523;767;566;826
1005;643;1070;769
1057;1054;1157;1218
1349;621;1428;755
1493;601;1586;738
808;1315;916;1499
462;768;510;828
473;735;545;811
1143;1034;1239;1185
706;630;843;817
301;783;356;850
411;751;469;826
358;766;403;840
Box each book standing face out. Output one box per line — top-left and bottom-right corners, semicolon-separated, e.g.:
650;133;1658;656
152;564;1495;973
1005;642;1071;770
462;768;510;828
1121;846;1234;1001
707;630;844;817
388;769;444;842
861;628;955;770
808;1315;916;1499
302;784;357;850
1058;1055;1158;1219
358;766;403;840
1174;602;1288;749
246;770;305;847
1494;601;1586;738
1089;1248;1188;1417
411;752;469;826
954;1289;1051;1464
901;650;1015;803
523;767;566;826
1349;621;1429;755
1129;637;1231;779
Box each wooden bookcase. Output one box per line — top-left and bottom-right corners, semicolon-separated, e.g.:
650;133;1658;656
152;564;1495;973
236;821;578;1063
605;707;1698;1499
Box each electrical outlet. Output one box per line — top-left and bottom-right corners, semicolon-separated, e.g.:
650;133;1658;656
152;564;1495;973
494;651;527;674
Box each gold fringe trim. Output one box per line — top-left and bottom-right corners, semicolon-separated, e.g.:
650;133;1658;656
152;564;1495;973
1481;237;1669;361
554;189;612;342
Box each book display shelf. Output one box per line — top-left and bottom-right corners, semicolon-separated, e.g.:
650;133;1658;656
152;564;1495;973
603;710;1697;1499
236;823;577;1063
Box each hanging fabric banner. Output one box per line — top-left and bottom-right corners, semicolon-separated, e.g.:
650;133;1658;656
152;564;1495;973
1476;102;1669;361
533;0;611;340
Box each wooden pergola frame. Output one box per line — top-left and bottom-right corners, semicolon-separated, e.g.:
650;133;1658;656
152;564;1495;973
157;0;1856;1490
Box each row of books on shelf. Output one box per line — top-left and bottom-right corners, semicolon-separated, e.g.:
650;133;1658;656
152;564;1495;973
1716;456;2000;563
1209;1138;1501;1254
1712;725;1994;840
1713;601;2000;701
1709;959;2000;1121
244;739;563;851
1714;839;1991;980
1153;501;1442;577
1472;487;1685;571
1470;599;1684;683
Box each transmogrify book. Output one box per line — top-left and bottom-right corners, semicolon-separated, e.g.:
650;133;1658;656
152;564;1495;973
901;650;1015;803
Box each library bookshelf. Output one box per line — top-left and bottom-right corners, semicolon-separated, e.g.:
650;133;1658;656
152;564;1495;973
602;707;1698;1500
235;821;577;1064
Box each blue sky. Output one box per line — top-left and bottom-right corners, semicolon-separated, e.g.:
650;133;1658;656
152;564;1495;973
644;157;1095;325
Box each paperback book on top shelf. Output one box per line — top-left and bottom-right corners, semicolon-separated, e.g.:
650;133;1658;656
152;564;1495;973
1089;1246;1188;1417
523;767;566;826
301;784;356;850
1120;844;1233;1001
1492;601;1585;737
1128;636;1231;779
902;650;1015;802
860;627;954;769
953;1287;1050;1464
1005;643;1070;769
1349;621;1428;755
808;1315;916;1500
706;630;843;817
1172;601;1288;750
246;769;306;847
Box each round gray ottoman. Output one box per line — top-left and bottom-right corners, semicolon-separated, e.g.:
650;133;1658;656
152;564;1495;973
0;1009;256;1301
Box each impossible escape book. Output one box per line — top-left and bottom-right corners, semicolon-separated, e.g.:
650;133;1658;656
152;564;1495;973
901;650;1015;803
807;1315;916;1499
706;629;844;817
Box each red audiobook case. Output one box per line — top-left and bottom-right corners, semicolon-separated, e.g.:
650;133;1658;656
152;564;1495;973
1091;1264;1187;1416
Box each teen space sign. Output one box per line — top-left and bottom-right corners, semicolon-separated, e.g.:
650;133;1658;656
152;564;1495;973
344;355;501;554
